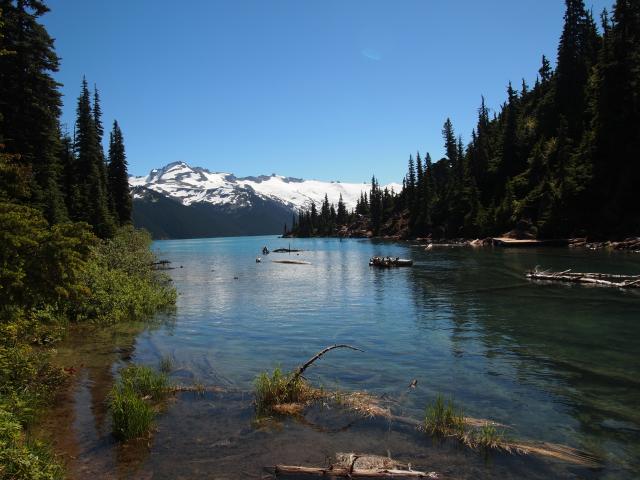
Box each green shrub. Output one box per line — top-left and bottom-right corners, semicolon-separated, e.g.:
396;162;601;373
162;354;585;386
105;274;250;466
0;408;63;480
73;227;176;324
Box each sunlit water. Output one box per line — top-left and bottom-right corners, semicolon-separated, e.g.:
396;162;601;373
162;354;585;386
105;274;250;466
40;236;640;479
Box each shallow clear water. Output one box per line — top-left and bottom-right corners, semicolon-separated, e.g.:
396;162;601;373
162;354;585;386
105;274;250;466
41;236;640;479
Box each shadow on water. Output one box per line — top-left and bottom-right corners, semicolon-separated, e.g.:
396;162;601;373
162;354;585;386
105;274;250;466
35;238;639;478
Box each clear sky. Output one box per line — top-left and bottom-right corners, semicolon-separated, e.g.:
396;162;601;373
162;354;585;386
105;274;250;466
43;0;613;184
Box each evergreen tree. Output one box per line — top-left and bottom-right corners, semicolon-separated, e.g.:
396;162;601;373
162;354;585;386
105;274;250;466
337;193;348;225
0;0;66;222
107;120;132;225
93;85;112;214
74;77;113;236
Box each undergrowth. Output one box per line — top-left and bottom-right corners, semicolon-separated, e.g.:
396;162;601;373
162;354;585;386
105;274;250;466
0;226;177;475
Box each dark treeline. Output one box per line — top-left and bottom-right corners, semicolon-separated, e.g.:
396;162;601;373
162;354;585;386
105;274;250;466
288;182;399;238
291;0;639;240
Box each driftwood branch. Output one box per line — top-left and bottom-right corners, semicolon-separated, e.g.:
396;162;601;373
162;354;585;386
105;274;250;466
290;344;364;384
269;465;438;478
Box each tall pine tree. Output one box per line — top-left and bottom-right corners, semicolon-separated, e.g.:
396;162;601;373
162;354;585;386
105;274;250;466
107;120;132;225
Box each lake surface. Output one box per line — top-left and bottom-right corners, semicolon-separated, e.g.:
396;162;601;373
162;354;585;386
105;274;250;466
41;236;640;479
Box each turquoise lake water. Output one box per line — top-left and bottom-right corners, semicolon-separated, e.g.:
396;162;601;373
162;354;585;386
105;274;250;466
45;235;640;479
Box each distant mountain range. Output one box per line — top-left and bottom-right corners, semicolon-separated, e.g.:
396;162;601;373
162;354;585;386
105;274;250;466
129;162;401;239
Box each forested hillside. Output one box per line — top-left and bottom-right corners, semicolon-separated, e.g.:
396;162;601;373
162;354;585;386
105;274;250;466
290;0;639;240
0;2;175;477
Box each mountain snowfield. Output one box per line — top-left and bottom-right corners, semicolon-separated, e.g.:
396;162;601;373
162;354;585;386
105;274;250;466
129;161;401;211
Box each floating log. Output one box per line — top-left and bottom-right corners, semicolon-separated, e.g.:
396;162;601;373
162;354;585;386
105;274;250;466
526;268;640;288
268;453;438;478
272;259;311;265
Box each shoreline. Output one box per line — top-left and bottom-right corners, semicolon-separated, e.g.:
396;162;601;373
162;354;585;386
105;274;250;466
281;234;640;252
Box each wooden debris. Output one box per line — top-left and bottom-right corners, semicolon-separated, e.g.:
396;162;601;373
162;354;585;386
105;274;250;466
526;268;640;288
267;453;438;478
289;344;364;386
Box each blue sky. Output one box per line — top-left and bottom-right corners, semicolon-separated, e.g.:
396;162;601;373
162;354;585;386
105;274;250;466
44;0;613;183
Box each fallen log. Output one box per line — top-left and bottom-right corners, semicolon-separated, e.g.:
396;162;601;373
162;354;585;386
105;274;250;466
526;268;640;288
269;465;438;478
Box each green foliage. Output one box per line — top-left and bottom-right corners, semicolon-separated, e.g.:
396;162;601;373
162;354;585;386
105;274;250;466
0;409;64;480
0;201;95;314
424;394;466;437
73;227;176;324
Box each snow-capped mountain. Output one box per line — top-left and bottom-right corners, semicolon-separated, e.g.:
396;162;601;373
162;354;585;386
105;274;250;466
130;161;400;211
129;161;401;239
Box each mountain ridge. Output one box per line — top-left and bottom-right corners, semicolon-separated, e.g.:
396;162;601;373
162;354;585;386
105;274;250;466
129;161;401;238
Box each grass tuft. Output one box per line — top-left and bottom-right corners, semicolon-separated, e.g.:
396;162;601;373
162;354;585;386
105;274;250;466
109;364;169;441
424;394;466;437
254;368;318;415
109;385;155;441
474;422;504;449
119;365;167;400
158;356;173;374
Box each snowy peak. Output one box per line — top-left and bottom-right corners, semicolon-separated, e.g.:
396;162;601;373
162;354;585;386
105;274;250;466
130;161;401;211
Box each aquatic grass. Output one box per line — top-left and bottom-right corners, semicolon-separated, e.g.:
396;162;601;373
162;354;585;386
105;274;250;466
109;385;155;441
474;422;504;450
109;364;170;440
424;394;466;437
254;367;318;415
159;355;173;374
119;365;168;400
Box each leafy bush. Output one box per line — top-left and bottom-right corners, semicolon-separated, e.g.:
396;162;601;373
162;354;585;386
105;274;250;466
0;409;63;480
72;227;176;324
